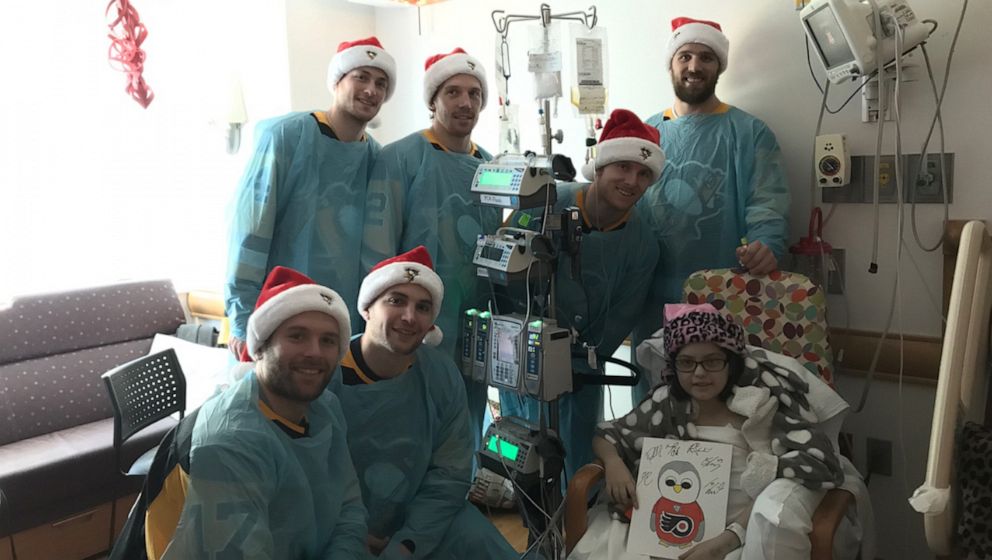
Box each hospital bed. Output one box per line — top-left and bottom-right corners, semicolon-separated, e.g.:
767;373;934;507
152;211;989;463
916;220;992;556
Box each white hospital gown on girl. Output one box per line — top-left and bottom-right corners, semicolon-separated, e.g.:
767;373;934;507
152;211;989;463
568;424;749;560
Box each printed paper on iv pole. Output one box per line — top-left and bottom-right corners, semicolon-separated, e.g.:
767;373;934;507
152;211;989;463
627;437;733;559
575;38;604;85
528;51;562;73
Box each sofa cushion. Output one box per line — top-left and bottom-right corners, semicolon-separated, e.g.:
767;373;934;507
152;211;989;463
0;339;154;445
0;280;184;366
0;416;176;535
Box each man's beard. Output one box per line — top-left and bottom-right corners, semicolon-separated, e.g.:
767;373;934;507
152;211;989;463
672;73;718;106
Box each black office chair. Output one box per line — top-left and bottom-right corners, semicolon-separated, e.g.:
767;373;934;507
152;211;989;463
102;348;186;476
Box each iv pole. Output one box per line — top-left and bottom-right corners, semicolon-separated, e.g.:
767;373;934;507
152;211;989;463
489;5;598;558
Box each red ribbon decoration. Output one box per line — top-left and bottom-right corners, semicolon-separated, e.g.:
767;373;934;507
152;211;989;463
106;0;154;108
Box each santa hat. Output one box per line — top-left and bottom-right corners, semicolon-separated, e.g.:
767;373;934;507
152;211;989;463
327;36;397;101
245;266;352;360
423;48;488;109
662;303;744;378
581;108;665;182
665;17;730;74
357;246;445;346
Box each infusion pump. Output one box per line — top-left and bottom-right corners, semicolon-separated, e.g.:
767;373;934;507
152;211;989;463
471;154;557;210
461;311;571;401
489;313;572;402
472;227;546;285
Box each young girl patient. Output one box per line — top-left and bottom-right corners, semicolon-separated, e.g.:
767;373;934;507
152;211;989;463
568;303;848;560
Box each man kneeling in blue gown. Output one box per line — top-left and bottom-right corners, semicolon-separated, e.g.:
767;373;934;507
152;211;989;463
330;246;519;559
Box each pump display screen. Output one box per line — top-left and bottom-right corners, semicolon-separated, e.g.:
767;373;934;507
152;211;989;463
487;435;520;461
496;328;518;364
480;244;506;261
804;5;856;68
478;169;516;189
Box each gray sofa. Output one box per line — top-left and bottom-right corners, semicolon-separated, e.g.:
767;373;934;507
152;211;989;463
0;280;186;551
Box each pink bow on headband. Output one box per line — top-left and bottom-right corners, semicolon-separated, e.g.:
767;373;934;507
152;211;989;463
664;303;719;323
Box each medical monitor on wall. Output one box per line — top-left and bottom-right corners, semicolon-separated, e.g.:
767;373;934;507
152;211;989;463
801;0;929;85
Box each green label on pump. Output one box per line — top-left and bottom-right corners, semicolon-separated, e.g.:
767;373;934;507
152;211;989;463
529;320;543;329
465;308;478;317
487;435;519;461
479;311;492;319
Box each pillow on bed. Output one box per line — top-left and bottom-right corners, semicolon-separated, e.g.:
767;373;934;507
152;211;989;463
957;421;992;557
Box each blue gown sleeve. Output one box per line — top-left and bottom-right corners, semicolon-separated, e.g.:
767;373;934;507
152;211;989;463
163;440;278;559
224;122;287;340
381;362;473;559
743;124;790;261
324;401;370;559
362;145;409;276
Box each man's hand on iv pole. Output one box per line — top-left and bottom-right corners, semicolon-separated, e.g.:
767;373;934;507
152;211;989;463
736;240;777;276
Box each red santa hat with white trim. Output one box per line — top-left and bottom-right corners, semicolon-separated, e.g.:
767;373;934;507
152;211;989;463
665;17;730;74
357;246;445;346
244;266;352;360
423;48;488;109
327;36;397;101
581;108;665;182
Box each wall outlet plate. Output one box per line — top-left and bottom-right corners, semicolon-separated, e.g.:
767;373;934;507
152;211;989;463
821;153;954;204
905;153;954;203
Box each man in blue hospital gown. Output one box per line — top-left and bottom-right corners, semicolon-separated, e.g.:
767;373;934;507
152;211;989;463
225;36;396;360
499;109;662;479
331;246;517;559
115;266;367;560
633;17;790;401
362;48;497;448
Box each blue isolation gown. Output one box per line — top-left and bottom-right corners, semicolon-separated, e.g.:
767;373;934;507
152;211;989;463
163;371;367;559
329;342;517;560
497;183;659;479
632;104;790;401
225;112;380;340
362;130;499;447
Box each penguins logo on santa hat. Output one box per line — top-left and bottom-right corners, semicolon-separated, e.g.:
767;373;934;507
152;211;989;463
358;246;445;346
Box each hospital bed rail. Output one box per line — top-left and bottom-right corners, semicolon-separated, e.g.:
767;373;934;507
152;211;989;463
915;220;992;556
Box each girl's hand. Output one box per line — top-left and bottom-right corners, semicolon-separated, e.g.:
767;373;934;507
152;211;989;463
603;457;639;510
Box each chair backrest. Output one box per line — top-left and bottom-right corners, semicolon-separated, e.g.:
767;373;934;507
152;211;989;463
102;348;187;468
682;268;835;385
